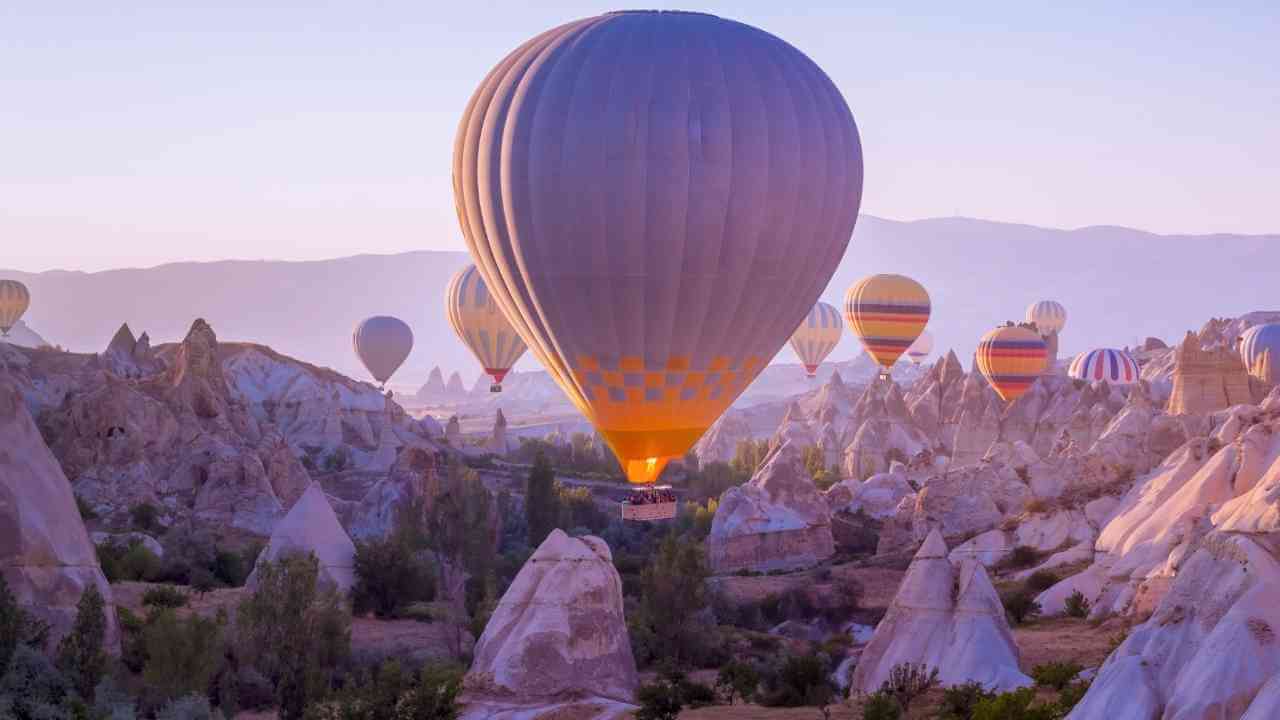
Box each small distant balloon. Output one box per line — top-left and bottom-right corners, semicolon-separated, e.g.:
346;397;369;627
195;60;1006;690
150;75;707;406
446;264;529;392
976;325;1048;402
1240;324;1280;383
1068;348;1139;385
1025;300;1067;336
0;280;31;337
352;316;414;389
906;330;934;365
844;274;930;373
790;302;843;378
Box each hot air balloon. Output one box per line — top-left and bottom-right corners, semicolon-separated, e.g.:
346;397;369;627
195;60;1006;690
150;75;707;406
975;325;1048;403
790;302;843;378
1240;324;1280;383
0;280;31;337
453;10;862;508
844;274;930;375
906;330;934;365
446;264;529;392
1025;300;1067;336
352;316;414;390
1068;348;1140;385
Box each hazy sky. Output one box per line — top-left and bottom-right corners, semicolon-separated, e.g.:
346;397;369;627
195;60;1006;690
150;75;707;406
4;1;1277;272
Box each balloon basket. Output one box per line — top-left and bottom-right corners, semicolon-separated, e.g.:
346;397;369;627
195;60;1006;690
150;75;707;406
490;384;502;393
621;485;677;521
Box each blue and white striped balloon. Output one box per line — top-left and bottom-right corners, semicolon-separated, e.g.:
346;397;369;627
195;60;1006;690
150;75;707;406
1025;300;1067;336
1068;348;1140;385
1240;324;1280;382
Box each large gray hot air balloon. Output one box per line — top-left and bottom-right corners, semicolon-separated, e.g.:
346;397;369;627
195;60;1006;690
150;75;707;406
454;10;862;489
352;316;413;389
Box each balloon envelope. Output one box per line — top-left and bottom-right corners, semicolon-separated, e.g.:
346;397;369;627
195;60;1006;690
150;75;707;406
1025;300;1067;336
0;280;31;336
844;274;930;370
446;264;528;389
976;326;1048;402
1069;348;1139;385
906;330;934;365
352;316;414;386
453;11;862;484
790;302;843;377
1240;324;1280;383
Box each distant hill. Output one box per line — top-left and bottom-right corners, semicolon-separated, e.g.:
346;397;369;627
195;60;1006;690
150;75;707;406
3;216;1275;385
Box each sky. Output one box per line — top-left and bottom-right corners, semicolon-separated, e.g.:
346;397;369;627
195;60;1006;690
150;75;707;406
3;1;1278;273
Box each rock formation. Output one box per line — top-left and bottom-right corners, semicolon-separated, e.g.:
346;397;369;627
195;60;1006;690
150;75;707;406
487;408;512;455
852;529;1030;693
462;529;637;718
0;380;119;653
1167;331;1255;414
246;482;356;593
417;366;447;402
446;415;462;446
693;411;753;465
446;371;467;398
99;322;161;378
706;442;834;573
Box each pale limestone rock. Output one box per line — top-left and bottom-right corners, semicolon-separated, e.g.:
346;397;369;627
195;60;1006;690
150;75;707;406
463;530;637;710
0;380;120;654
948;529;1012;568
707;442;834;574
247;482;356;593
694;412;752;465
487;408;512;455
446;415;462;446
1014;510;1093;554
829;469;915;520
852;529;1030;693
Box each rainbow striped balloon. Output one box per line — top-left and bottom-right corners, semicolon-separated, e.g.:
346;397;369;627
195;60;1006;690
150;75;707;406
1069;348;1140;385
976;325;1048;402
0;280;30;336
789;302;843;377
1240;324;1280;383
1025;300;1067;335
844;274;930;371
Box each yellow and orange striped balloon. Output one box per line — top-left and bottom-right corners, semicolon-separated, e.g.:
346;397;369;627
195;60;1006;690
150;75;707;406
445;265;528;391
975;325;1048;402
844;274;930;371
790;302;843;377
0;280;31;336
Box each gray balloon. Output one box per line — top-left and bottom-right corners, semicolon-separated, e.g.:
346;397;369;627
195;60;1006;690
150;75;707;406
352;316;414;386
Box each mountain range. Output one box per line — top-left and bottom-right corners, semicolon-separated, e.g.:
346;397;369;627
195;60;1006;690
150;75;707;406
3;216;1274;386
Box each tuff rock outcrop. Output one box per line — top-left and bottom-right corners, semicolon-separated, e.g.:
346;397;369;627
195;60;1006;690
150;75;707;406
852;529;1030;693
693;411;753;465
707;442;834;573
0;380;119;654
462;529;637;719
246;482;356;593
1167;331;1256;415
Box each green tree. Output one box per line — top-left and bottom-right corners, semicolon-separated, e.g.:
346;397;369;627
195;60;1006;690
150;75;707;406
0;574;50;675
236;554;351;720
525;451;559;547
715;659;759;704
634;533;710;667
143;608;226;703
635;679;683;720
56;584;108;699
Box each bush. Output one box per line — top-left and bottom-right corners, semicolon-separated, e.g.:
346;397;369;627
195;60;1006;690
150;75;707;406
143;586;189;609
1064;590;1091;618
759;654;834;708
715;659;759;705
971;687;1057;720
56;584;109;699
1031;661;1083;691
351;535;436;617
130;503;163;534
143;609;226;704
156;694;223;720
1001;591;1041;625
877;662;937;713
861;691;902;720
0;574;50;673
1025;570;1059;593
1057;681;1090;712
636;679;684;720
1002;545;1041;570
938;681;994;719
75;495;99;521
307;661;461;720
1022;497;1049;514
0;645;71;718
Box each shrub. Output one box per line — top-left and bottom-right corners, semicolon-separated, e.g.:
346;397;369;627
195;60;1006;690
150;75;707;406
156;694;223;720
143;609;226;704
1002;591;1042;625
715;659;759;705
971;687;1057;720
56;584;109;699
130;503;163;534
1002;545;1041;570
237;554;351;720
878;662;937;713
351;536;436;617
143;586;189;609
635;679;683;720
1057;681;1090;712
307;661;461;720
759;654;833;707
861;691;902;720
1025;570;1059;593
938;681;994;719
0;574;50;673
1031;661;1082;691
1022;497;1048;514
1064;590;1091;618
0;645;71;718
